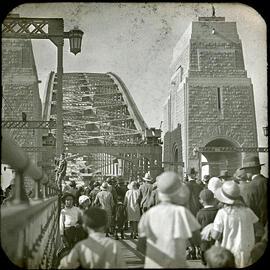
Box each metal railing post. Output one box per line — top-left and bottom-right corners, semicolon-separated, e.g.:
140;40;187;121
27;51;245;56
34;181;42;200
42;184;48;199
13;170;29;205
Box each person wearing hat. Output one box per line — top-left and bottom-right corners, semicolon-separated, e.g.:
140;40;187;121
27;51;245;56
78;195;91;211
186;167;203;217
148;181;159;208
124;181;141;239
239;155;267;228
94;182;115;237
107;177;118;205
211;181;259;268
218;170;232;182
67;180;78;200
89;181;100;206
138;171;201;268
138;172;154;214
115;179;128;202
233;168;247;183
59;207;126;269
56;152;67;187
59;193;83;251
201;174;211;188
233;167;250;206
207;177;223;195
186;167;204;261
196;189;219;265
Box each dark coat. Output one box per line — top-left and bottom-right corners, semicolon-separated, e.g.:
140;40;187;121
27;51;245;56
149;188;159;207
89;187;100;206
57;159;67;177
115;184;128;201
196;206;219;229
186;180;203;216
244;174;267;226
138;182;153;211
115;202;127;227
196;206;219;257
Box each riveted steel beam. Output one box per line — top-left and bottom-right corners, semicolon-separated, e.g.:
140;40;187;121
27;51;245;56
2;121;56;129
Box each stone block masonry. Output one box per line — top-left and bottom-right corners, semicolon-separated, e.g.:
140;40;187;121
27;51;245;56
2;39;43;194
163;16;257;176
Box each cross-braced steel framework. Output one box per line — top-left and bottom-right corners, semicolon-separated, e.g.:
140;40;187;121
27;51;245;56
43;72;162;181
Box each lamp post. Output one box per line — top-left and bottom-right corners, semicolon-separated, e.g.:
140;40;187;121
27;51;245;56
2;15;84;158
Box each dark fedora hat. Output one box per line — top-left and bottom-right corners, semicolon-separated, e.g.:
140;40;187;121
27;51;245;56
240;155;265;170
61;192;75;202
219;170;232;179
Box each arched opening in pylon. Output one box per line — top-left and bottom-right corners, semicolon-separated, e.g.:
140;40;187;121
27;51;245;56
201;138;241;177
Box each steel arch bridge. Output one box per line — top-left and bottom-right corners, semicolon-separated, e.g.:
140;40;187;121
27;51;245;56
43;71;162;183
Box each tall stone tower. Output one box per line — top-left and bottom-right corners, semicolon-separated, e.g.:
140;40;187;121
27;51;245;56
163;15;258;176
2;39;43;192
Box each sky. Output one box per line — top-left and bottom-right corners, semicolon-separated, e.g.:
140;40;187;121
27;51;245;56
12;2;267;150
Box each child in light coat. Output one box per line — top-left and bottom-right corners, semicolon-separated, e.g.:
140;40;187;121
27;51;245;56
138;171;201;268
58;207;126;269
211;181;259;268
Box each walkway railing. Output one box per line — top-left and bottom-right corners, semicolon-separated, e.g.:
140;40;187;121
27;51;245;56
1;130;60;268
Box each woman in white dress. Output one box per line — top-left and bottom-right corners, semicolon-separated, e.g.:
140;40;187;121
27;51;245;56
124;181;141;239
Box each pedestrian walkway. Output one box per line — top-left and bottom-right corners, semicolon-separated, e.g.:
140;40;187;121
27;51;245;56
114;233;205;268
118;237;144;268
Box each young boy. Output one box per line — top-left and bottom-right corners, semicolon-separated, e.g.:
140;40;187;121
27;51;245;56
59;192;83;249
196;189;219;264
205;245;235;268
58;207;126;269
114;195;127;240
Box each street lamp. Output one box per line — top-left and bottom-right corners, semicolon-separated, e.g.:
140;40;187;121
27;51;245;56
68;27;84;55
263;126;268;137
2;15;84;158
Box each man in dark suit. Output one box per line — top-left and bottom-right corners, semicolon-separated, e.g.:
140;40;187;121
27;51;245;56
240;155;267;240
186;168;203;217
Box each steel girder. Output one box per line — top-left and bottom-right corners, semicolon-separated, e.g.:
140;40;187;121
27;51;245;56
43;72;162;178
2;121;56;129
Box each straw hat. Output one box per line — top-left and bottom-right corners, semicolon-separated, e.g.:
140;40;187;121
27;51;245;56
79;195;90;205
100;182;108;191
156;171;190;205
207;177;223;194
215;181;241;205
143;172;153;182
240;155;265;170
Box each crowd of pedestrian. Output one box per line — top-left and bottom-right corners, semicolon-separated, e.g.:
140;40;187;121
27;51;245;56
56;154;267;268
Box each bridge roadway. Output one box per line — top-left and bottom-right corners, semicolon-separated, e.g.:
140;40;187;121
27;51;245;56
106;233;204;268
54;231;205;268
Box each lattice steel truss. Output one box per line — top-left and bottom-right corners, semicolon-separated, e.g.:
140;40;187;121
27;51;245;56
48;72;145;146
44;72;162;179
